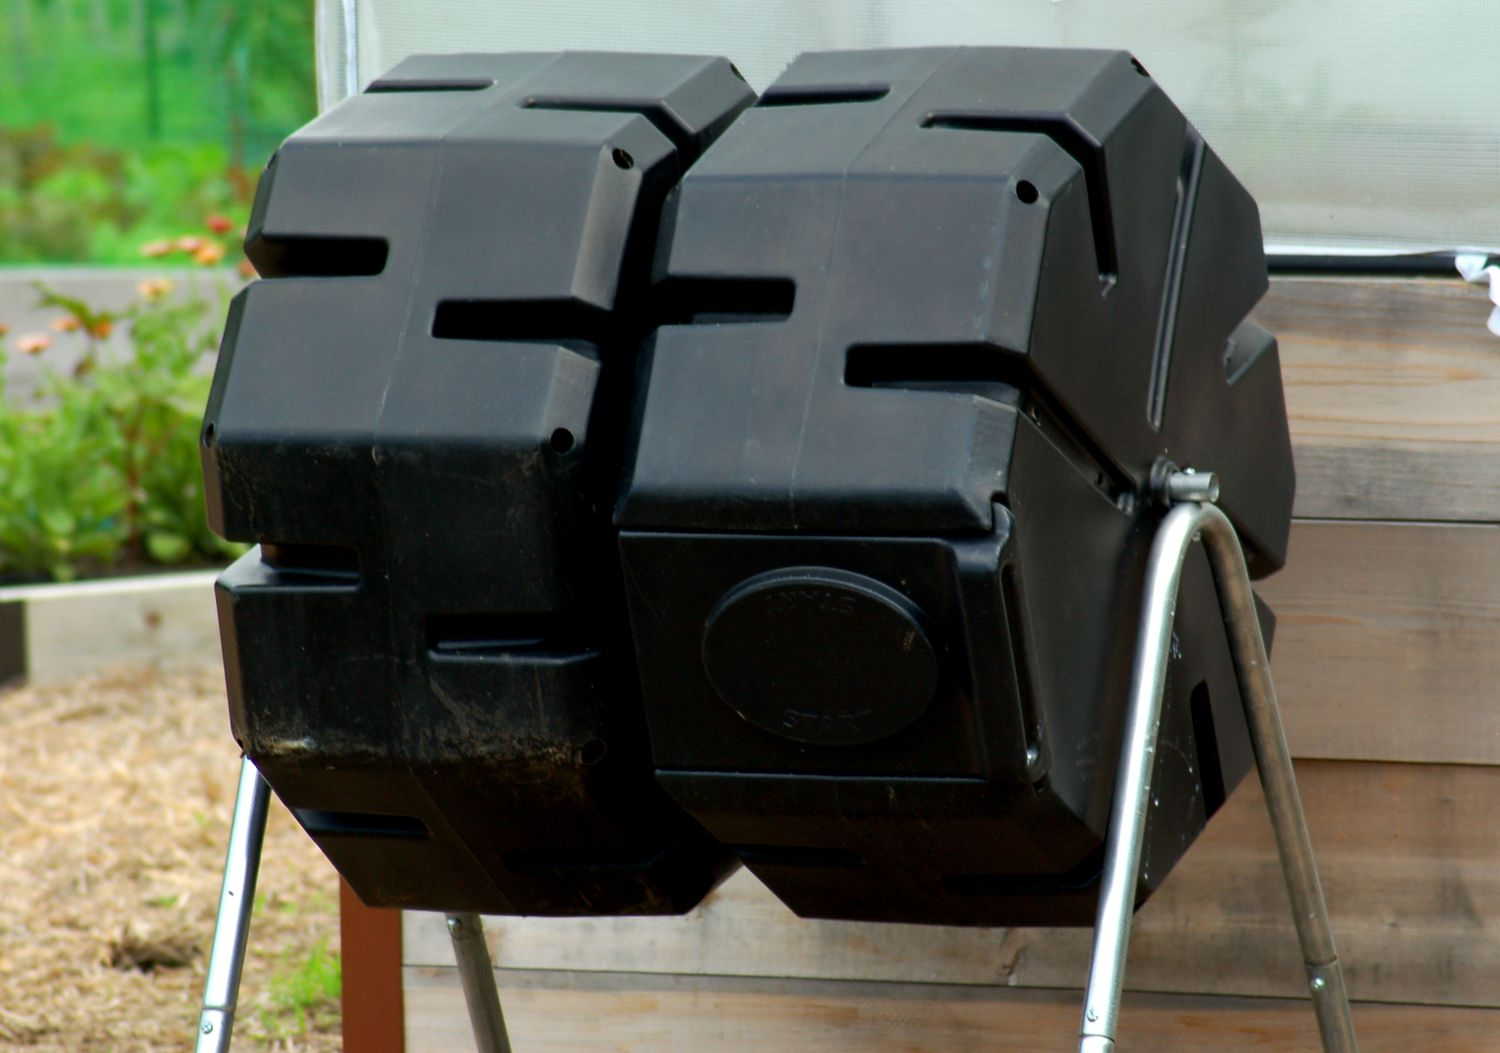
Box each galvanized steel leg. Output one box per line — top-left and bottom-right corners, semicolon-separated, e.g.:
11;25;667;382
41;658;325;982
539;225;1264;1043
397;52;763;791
1077;481;1357;1053
1198;502;1359;1053
196;757;271;1052
446;912;512;1053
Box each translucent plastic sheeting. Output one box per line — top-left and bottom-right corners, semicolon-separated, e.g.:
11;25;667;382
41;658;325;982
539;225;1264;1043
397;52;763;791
315;0;1500;254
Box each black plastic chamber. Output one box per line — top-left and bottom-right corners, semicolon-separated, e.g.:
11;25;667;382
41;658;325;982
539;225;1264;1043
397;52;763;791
203;51;754;914
203;47;1294;927
617;47;1292;926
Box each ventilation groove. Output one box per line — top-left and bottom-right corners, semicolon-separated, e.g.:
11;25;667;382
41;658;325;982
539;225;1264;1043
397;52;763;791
248;236;389;278
758;86;890;107
654;277;795;325
923;113;1117;284
431;299;606;355
522;98;696;158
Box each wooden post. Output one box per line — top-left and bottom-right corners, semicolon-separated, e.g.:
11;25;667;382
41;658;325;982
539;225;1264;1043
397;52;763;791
341;879;405;1053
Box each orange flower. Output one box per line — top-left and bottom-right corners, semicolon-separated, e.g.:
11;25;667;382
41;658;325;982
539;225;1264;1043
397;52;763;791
206;213;235;234
140;239;174;258
194;241;226;266
88;318;113;339
236;258;257;279
177;235;205;254
139;277;175;302
0;323;9;337
16;333;51;355
51;316;81;333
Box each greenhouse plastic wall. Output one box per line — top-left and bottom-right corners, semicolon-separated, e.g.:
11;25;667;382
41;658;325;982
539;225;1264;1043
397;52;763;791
314;0;1500;255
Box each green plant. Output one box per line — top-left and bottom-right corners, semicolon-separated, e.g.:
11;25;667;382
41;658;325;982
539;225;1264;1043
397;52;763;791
0;371;128;579
0;235;248;580
0;127;255;264
0;0;314;160
255;935;342;1039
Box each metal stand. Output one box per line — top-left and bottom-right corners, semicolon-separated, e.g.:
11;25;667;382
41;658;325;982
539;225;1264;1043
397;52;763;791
446;913;513;1053
196;757;271;1053
195;759;512;1052
1078;472;1358;1053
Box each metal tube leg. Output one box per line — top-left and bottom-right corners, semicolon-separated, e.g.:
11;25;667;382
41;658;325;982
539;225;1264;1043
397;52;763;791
1078;503;1208;1053
1077;495;1358;1053
1199;509;1359;1053
196;757;272;1053
446;913;513;1053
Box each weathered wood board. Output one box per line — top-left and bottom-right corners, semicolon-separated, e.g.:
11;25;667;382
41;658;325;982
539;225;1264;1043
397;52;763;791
406;759;1500;1008
1259;520;1500;765
1260;278;1500;521
406;970;1500;1053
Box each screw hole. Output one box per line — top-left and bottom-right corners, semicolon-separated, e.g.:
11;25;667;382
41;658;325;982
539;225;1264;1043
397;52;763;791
1130;57;1150;77
611;147;634;170
579;739;608;766
1015;180;1039;205
203;422;216;447
549;427;575;454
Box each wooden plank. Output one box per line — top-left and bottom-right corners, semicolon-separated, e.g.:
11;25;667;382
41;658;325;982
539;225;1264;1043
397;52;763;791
406;760;1500;1008
1257;277;1500;521
403;867;1012;987
1260;519;1500;765
343;879;406;1053
405;968;1500;1053
9;571;221;684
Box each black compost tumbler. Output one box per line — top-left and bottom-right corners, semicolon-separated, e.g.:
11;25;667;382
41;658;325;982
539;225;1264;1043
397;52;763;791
202;47;1294;926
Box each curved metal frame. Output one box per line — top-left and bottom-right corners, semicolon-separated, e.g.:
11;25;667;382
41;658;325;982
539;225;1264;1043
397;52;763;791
1078;495;1358;1053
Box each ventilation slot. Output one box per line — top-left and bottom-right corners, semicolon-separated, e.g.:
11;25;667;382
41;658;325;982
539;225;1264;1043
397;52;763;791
259;542;360;584
923;114;1117;285
249;236;388;278
366;78;493;93
431;299;606;355
845;342;1025;399
655;277;795;325
758;85;889;107
294;809;430;839
1189;680;1228;818
1001;563;1044;768
426;612;577;657
521;98;697;158
1147;132;1204;429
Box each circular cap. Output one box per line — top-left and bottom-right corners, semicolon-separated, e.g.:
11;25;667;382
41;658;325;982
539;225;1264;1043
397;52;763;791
701;567;939;746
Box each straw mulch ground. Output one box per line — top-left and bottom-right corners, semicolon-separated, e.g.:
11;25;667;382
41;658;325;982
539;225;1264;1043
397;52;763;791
0;665;342;1051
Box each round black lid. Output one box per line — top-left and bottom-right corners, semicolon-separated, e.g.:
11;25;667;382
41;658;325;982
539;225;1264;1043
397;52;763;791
701;566;939;746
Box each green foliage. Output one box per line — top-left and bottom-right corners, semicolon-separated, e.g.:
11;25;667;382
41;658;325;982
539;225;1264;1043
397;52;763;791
0;0;316;263
0;274;246;581
255;935;342;1040
0;128;251;263
0;375;127;581
0;0;315;160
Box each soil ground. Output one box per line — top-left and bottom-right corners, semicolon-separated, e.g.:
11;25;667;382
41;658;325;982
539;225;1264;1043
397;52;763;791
0;665;341;1051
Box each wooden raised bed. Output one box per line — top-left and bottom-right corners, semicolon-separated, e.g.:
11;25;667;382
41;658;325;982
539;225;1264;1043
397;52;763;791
340;276;1500;1052
0;569;220;685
